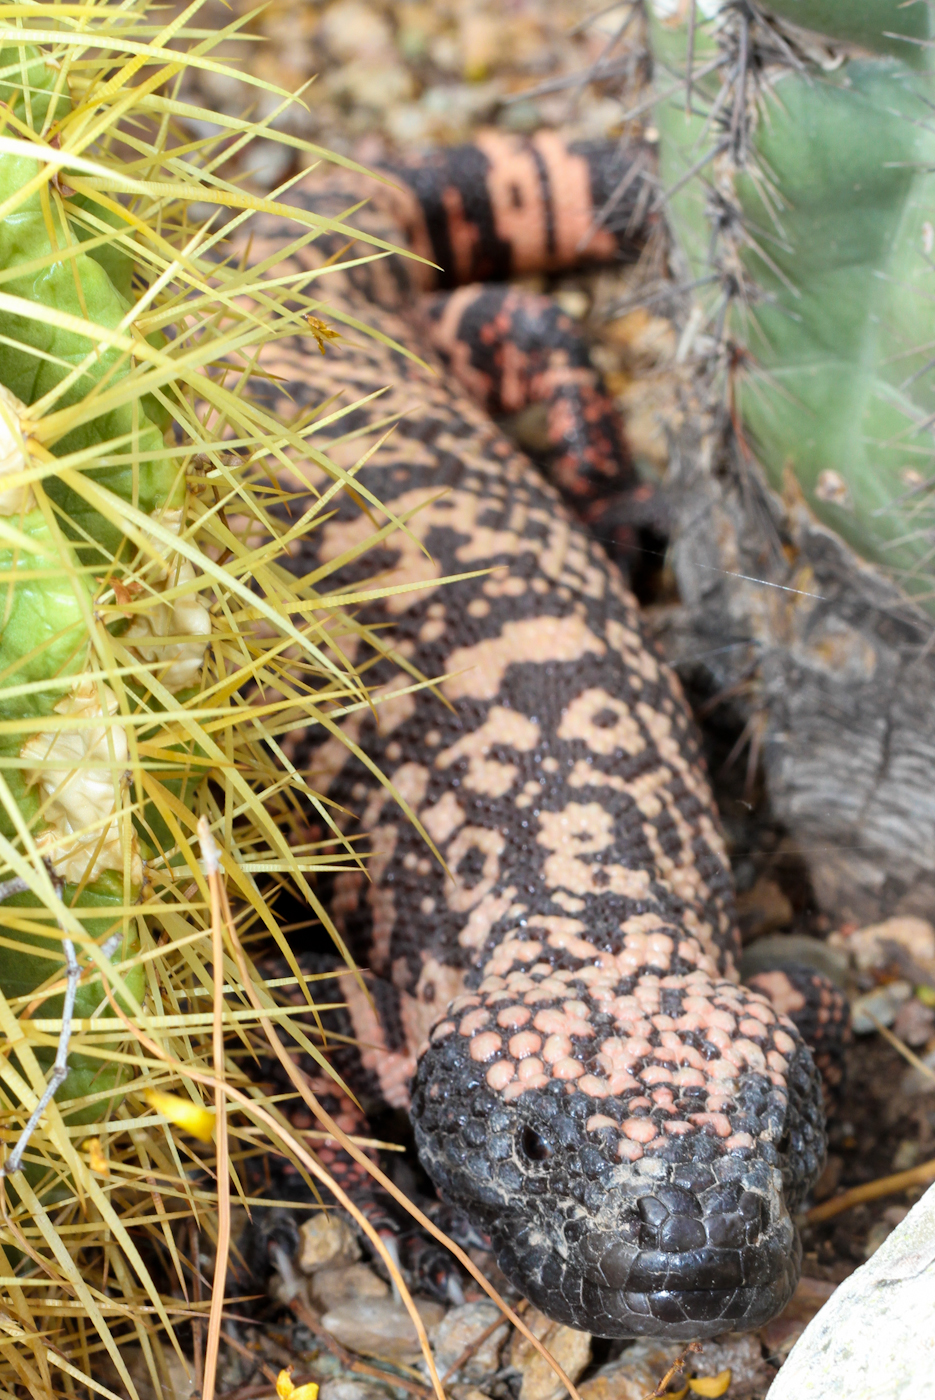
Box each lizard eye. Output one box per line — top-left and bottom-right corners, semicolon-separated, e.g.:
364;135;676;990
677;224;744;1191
521;1126;552;1161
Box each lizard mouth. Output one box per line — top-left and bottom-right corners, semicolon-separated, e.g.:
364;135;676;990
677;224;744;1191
489;1208;801;1340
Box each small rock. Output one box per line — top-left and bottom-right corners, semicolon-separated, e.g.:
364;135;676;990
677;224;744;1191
851;981;912;1034
883;1205;911;1227
317;0;394;63
433;1301;509;1382
460;14;500;81
691;1334;773;1400
320;1298;446;1362
739;934;849;987
766;1182;935;1399
554;290;590;321
320;1382;390;1400
863;1220;894;1258
837;916;935;974
310;1263;389;1309
326;61;417;113
892;1140;923;1172
736;876;793;938
578;1341;686;1400
509;1309;591;1400
893;995;935;1047
298;1213;361;1274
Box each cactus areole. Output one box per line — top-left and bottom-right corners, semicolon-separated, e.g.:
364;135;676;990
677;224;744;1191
648;0;935;610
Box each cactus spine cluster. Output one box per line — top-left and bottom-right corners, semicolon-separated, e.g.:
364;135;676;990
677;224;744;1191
647;0;935;607
0;4;390;1222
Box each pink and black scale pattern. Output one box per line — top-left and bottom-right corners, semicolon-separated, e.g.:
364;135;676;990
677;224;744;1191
413;928;823;1336
241;132;830;1340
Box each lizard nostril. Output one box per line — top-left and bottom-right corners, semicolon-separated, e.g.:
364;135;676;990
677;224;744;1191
521;1125;552;1161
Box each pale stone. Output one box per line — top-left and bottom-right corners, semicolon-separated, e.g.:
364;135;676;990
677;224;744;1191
433;1300;509;1382
310;1263;388;1309
320;1297;445;1361
767;1181;935;1399
509;1308;591;1400
298;1212;362;1274
578;1340;685;1400
320;1381;388;1400
317;0;393;62
839;916;935;973
851;981;912;1034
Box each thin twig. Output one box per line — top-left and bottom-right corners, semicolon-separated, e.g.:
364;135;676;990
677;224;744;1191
190;1217;205;1395
0;875;33;903
642;1342;702;1400
564;6;639;118
502;58;634;103
1;874;74;1178
568;1;634;37
870;1012;935;1081
201;816;233;1400
576;152;645;253
806;1158;935;1226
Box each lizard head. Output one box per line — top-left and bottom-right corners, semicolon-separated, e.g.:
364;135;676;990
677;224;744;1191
410;960;825;1338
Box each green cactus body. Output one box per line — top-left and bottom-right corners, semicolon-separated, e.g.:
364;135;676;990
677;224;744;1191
0;507;93;838
0;45;194;1143
0;49;179;555
649;0;935;606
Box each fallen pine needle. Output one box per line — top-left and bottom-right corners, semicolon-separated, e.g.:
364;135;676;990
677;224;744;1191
806;1157;935;1225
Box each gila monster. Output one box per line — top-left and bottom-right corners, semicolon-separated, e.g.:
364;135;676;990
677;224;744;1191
246;132;838;1341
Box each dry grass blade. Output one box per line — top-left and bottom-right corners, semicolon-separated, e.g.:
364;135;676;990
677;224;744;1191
0;3;473;1396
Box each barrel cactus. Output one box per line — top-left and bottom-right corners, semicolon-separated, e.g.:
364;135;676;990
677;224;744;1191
638;0;935;922
0;9;404;1397
648;0;935;605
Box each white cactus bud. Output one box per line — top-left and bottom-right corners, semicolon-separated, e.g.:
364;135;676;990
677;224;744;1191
123;508;212;690
22;681;141;885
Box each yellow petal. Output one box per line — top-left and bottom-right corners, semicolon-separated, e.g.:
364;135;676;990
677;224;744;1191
83;1137;109;1175
667;1386;689;1399
143;1089;215;1143
917;985;935;1008
689;1370;732;1397
276;1369;318;1400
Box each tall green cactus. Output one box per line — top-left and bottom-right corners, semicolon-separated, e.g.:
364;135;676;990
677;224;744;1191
648;0;935;607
